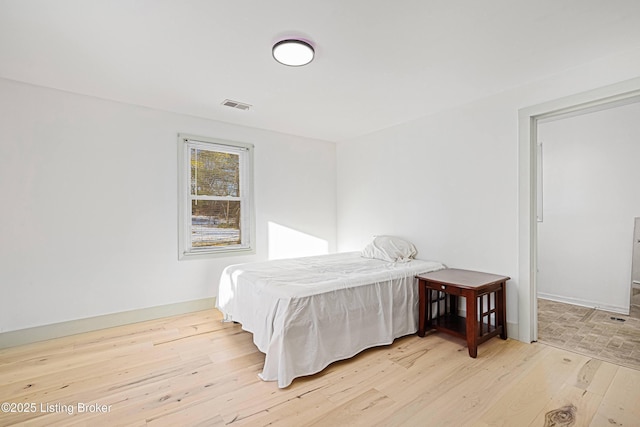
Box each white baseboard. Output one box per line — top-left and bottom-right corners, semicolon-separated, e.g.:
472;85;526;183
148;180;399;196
0;298;216;350
537;293;629;316
506;321;519;341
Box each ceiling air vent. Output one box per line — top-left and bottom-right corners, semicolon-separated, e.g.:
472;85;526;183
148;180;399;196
222;99;251;111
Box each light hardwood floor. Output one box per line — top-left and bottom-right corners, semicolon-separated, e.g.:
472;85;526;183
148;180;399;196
1;309;639;426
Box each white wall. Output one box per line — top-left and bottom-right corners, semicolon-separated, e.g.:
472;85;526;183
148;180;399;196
337;48;640;332
2;49;640;339
537;102;640;313
0;78;336;333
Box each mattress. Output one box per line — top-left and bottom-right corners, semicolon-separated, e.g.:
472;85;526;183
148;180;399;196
216;251;445;387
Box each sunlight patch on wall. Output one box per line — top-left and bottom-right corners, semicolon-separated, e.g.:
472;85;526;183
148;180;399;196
268;222;329;260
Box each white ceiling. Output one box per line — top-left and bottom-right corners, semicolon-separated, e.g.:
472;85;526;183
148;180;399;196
1;0;640;142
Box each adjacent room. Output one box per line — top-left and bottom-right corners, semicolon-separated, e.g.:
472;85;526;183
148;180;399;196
535;99;640;369
1;1;640;425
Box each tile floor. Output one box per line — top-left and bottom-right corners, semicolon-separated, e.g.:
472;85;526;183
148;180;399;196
537;298;640;370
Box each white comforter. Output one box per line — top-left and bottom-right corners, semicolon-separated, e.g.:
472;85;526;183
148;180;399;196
216;252;445;388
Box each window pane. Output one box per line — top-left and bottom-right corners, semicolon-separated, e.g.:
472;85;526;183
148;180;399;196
179;134;254;258
191;200;241;247
190;148;240;197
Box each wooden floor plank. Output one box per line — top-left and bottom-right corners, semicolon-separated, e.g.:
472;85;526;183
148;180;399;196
589;366;640;426
525;357;619;427
473;347;592;426
308;388;397;427
528;385;603;427
397;339;549;426
0;309;638;427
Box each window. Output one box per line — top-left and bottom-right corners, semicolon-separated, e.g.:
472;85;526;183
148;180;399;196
178;134;254;258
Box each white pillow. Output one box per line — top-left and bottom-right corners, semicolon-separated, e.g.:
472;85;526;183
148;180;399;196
361;235;417;263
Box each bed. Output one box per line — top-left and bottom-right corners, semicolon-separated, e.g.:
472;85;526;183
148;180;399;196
216;237;445;388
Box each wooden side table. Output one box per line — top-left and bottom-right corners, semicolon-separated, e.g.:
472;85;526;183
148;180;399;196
416;269;509;358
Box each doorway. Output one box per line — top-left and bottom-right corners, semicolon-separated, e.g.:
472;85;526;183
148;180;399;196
517;78;640;343
536;100;640;315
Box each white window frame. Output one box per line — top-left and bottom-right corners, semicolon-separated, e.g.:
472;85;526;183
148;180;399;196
178;133;255;259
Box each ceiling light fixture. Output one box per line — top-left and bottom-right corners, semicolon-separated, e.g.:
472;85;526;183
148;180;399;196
272;39;314;67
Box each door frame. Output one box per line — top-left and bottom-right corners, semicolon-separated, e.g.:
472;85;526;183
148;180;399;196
632;217;640;308
517;77;640;343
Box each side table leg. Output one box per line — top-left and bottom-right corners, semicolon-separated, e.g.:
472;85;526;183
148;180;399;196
499;283;507;339
466;291;478;358
418;280;426;337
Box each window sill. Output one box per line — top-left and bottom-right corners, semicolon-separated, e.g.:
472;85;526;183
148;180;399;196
179;246;255;260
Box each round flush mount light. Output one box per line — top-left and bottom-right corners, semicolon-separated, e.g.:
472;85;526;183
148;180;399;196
272;39;314;66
